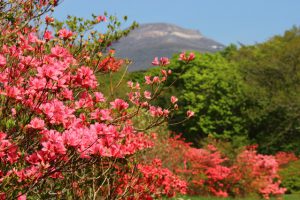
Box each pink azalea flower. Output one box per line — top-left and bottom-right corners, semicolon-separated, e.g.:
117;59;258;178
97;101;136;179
171;96;178;104
127;81;134;88
110;99;129;111
61;89;74;100
96;15;107;22
187;110;195;118
144;76;152;85
94;92;106;102
179;51;186;61
58;28;73;40
161;69;167;77
141;101;149;107
144;91;151;99
43;30;53;41
29;77;47;90
27;118;45;130
17;193;26;200
75;66;98;89
50;46;69;58
0;55;6;67
163;109;170;117
151;57;160;66
179;52;195;62
188;52;195;61
5;86;22;100
45;15;54;24
100;109;113;121
152;76;160;83
149;106;163;117
134;82;141;90
159;57;170;66
62;129;81;147
11;108;16;116
28;32;38;43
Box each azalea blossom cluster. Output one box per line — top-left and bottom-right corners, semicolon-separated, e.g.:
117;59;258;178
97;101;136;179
179;52;195;63
234;148;287;199
115;159;187;199
0;1;191;199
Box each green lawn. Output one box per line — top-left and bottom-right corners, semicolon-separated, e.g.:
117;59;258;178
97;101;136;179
282;194;300;200
170;194;300;200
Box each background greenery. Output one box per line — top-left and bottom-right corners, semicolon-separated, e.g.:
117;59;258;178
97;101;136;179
127;26;300;155
98;26;300;195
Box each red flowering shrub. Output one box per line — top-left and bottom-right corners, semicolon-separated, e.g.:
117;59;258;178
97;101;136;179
232;146;286;199
169;143;231;197
0;1;190;199
143;134;231;196
114;159;187;199
146;133;287;199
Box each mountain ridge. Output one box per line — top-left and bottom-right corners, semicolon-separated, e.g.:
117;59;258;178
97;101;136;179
112;23;225;71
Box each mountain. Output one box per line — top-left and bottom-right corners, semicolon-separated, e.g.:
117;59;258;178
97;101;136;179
111;23;225;71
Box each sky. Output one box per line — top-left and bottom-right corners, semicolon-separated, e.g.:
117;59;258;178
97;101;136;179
53;0;300;45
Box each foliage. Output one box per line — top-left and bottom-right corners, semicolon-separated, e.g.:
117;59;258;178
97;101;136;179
227;26;300;154
130;27;300;155
278;159;300;193
125;26;300;199
132;52;247;146
274;151;299;193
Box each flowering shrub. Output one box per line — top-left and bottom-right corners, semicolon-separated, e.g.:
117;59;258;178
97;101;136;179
145;133;287;199
115;159;187;199
186;145;232;197
0;1;190;199
232;146;286;199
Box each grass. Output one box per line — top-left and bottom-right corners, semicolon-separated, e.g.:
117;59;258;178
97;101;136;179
169;194;300;200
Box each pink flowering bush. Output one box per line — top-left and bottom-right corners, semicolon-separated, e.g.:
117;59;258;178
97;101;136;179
114;159;187;199
0;1;189;199
232;146;286;199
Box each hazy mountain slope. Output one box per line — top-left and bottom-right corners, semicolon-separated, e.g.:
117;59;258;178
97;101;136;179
112;23;225;71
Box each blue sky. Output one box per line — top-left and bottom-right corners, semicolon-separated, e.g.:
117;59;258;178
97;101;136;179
54;0;300;45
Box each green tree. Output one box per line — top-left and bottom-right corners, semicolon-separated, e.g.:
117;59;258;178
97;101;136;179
139;52;247;147
230;26;300;154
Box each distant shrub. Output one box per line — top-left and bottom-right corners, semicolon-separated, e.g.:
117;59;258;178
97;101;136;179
279;159;300;193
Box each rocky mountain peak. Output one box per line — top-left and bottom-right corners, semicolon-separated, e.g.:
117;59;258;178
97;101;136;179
112;23;225;71
128;23;203;40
